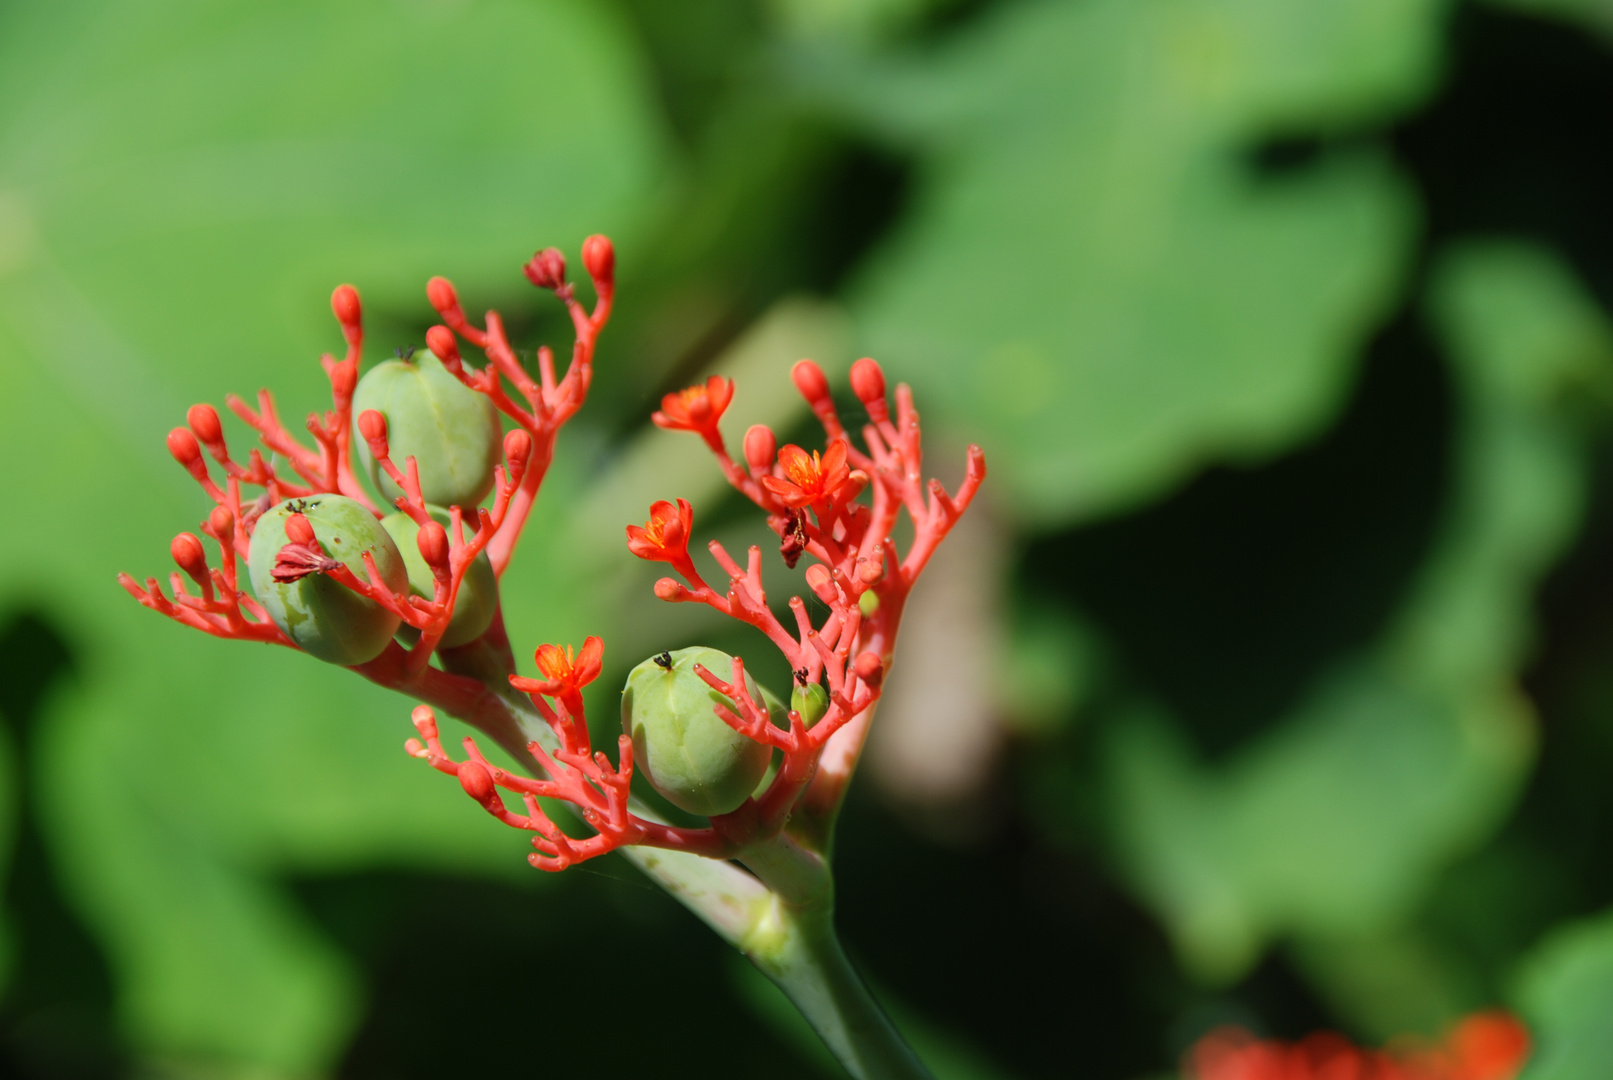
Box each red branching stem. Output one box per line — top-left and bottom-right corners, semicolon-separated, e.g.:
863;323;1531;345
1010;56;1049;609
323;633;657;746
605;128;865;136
426;238;615;577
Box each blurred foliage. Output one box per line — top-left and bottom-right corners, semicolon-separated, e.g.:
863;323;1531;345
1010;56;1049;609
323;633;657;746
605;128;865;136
3;0;1613;1078
831;0;1439;523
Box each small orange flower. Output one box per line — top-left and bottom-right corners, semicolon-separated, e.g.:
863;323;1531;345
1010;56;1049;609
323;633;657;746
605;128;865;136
762;441;851;509
626;499;693;562
533;636;604;694
652;375;734;434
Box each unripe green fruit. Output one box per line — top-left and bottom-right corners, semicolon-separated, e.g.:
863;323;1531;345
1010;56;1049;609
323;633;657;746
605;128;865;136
248;495;408;665
622;647;779;818
353;349;500;508
791;681;830;727
380;507;498;648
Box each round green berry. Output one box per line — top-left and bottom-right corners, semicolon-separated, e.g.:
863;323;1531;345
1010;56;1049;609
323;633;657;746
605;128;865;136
247;495;408;665
380;506;498;648
621;647;779;818
790;681;830;727
353;349;500;508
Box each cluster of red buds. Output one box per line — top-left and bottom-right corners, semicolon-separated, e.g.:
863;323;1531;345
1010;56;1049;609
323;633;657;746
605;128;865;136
1186;1012;1531;1080
119;232;985;876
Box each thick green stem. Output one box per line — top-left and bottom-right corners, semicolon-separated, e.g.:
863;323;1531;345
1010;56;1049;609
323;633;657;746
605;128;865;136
740;840;933;1080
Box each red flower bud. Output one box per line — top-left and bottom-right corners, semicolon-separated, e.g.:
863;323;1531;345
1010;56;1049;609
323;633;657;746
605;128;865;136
208;505;234;538
425;325;461;370
357;409;388;443
416;520;449;567
792;360;830;408
523;247;567;291
804;564;837;604
854;651;883;688
171;533;208;583
167;428;201;468
582;234;615;283
427;276;461;319
187;404;223;448
331;284;362;328
849;358;886;407
744;424;776;472
458;760;496;803
504;429;532;470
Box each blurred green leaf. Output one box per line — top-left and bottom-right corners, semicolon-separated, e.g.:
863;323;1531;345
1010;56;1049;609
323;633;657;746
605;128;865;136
1098;241;1608;988
1515;910;1613;1080
0;0;668;1072
831;0;1444;523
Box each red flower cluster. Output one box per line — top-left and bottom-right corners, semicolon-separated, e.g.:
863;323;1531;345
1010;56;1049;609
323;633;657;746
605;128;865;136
1187;1013;1530;1080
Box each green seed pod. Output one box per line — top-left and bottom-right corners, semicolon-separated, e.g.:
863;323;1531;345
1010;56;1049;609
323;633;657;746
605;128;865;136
790;681;830;727
380;506;498;648
353;349;500;508
247;495;409;665
622;647;779;817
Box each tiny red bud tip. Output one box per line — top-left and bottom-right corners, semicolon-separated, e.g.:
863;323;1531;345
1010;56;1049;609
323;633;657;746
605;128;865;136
171;533;206;578
425;325;459;364
331;285;361;327
166;428;201;466
744;424;777;472
857;560;882;585
523;248;567;291
582;234;615;282
458;761;496;803
208;505;234;537
504;429;532;468
417;521;449;566
411;704;437;733
792;360;830;406
426;276;459;315
854;651;883;688
286;512;316;546
186;404;223;445
804;563;836;603
849;358;886;405
358;409;387;443
654;577;682;600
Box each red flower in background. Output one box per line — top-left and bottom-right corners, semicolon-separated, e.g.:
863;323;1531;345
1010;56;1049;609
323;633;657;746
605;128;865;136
652;375;733;437
1187;1012;1530;1080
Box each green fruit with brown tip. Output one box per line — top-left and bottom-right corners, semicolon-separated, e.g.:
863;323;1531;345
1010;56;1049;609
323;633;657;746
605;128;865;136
622;647;780;817
380;506;498;648
353;349;500;508
247;494;408;665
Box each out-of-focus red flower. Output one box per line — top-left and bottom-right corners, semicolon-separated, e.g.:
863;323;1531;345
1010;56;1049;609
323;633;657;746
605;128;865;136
1186;1013;1530;1080
652;375;733;435
762;441;851;509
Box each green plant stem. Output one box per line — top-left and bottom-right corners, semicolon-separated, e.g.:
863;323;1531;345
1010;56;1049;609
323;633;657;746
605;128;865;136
739;838;933;1080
